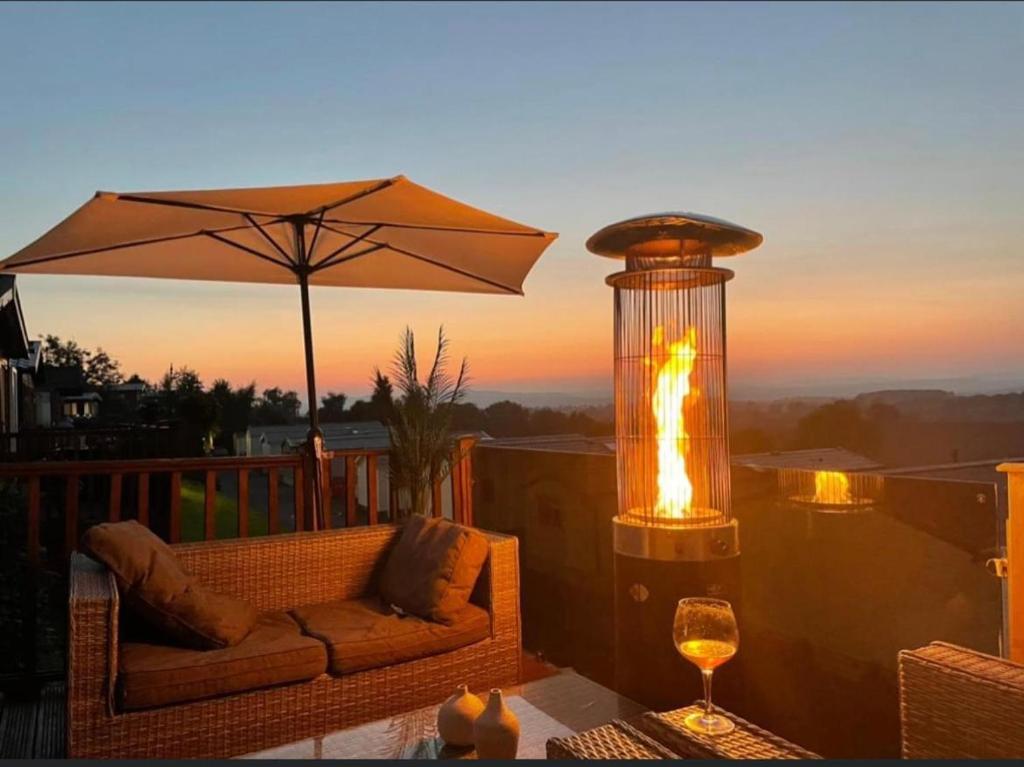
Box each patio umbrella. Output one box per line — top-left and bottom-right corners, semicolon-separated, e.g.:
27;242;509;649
0;175;557;527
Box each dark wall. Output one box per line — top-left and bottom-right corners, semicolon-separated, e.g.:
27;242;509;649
473;445;1004;757
473;446;618;686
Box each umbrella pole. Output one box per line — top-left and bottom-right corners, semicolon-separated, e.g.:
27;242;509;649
298;264;325;531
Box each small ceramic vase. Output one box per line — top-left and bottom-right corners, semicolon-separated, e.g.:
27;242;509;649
437;684;484;747
473;688;520;759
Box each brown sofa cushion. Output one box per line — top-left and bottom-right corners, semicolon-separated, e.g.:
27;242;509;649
118;611;327;710
82;520;257;649
379;516;490;625
291;597;490;675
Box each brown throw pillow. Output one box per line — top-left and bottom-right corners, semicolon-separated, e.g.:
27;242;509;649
379;515;489;625
81;520;257;650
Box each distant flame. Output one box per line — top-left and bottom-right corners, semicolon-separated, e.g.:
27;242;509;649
650;325;698;519
813;471;852;504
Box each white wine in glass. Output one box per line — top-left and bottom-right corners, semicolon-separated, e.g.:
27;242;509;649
673;597;738;735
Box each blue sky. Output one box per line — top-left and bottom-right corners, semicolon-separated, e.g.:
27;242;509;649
1;2;1021;399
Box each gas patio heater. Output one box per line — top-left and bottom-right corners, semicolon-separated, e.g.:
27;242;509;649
587;212;762;709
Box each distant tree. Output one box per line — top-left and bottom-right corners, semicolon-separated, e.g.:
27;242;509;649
528;407;571;435
210;380;256;452
483;400;531;437
451;402;486;432
566;409;612;437
793;400;885;457
42;335;89;369
150;365;217;454
731;427;775;454
340;370;396;424
343;399;374;421
318;392;348;423
84;348;123;387
174;367;204;395
252;387;301;425
369;369;395;422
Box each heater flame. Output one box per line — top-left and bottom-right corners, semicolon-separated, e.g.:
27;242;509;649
650;325;698;519
813;470;852;505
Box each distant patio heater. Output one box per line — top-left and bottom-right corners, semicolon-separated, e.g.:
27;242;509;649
588;212;762;709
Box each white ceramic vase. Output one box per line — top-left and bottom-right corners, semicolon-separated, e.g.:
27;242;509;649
473;689;520;759
436;684;484;747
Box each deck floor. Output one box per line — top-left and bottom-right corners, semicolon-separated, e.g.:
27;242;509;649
0;683;65;759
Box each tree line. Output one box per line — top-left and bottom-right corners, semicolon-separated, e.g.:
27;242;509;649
40;336;613;452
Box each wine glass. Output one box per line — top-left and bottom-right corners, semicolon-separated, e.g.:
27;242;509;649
673;597;738;735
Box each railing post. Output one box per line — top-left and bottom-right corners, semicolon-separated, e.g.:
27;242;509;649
237;469;249;538
268;468;280;535
293;465;305;532
137;472;149;527
322;453;334;529
999;463;1024;661
169;472;182;542
204;471;217;540
109;473;122;522
345;455;357;527
366;454;379;526
454;436;475;526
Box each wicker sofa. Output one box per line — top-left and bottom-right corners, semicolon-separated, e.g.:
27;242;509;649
899;641;1024;759
68;525;522;759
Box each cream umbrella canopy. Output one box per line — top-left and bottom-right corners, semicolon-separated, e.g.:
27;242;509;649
1;175;557;526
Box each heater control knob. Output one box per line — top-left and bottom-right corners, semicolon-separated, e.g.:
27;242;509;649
711;537;730;557
628;583;649;603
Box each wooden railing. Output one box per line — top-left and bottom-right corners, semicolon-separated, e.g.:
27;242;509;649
0;437;475;683
4;437;475;572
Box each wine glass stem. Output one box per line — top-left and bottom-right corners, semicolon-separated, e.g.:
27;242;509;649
702;669;714;719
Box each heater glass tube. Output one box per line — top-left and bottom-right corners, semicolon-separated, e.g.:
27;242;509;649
612;268;731;527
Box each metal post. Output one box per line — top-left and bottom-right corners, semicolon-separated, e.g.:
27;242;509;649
295;220;325;530
298;270;320;437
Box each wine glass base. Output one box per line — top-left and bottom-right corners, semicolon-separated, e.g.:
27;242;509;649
683;711;736;736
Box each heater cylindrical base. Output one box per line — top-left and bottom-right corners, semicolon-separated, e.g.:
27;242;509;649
613;516;740;561
613;546;742;712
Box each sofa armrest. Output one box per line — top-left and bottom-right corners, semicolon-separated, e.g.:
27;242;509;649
480;532;522;678
69;552;119;719
899;641;1024;759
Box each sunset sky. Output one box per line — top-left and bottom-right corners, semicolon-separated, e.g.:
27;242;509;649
1;2;1021;403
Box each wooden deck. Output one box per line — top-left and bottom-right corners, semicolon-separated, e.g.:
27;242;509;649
0;683;65;759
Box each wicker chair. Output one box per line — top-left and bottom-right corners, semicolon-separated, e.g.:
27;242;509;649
899;641;1024;759
68;525;522;759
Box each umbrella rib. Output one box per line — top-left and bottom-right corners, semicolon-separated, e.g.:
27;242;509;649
115;193;282;218
311;176;402;217
305;210;327;264
315;223;521;294
310;242;388;273
1;226;251;270
322;217;550;238
243;213;297;266
309;224;383;269
202;231;298;273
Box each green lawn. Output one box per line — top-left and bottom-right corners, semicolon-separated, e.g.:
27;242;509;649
180;478;270;542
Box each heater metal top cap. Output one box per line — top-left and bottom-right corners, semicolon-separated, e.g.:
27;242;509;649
586;212;763;259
